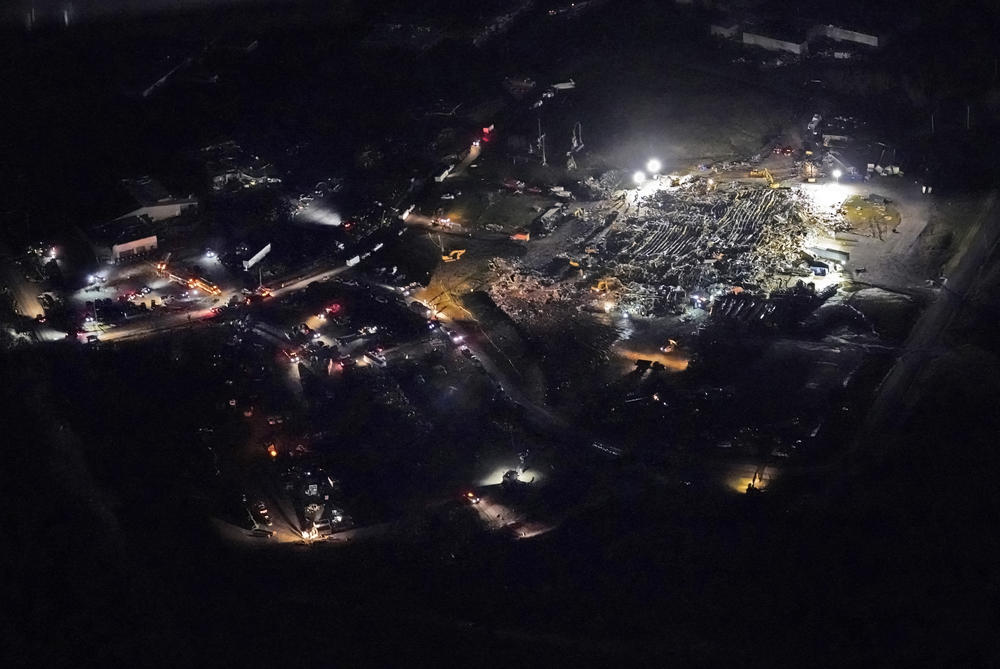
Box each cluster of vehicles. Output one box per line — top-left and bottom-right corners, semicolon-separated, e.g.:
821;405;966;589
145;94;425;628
119;285;153;302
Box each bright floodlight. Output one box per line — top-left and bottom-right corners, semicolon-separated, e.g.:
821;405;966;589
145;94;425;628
646;158;662;174
633;170;647;185
832;169;843;180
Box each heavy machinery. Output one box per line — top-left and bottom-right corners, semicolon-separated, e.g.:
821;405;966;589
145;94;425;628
155;254;222;295
748;168;781;188
591;277;623;292
155;251;171;273
441;249;466;263
155;254;192;289
802;161;818;183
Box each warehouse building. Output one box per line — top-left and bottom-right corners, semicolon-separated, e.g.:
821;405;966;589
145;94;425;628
87;177;198;263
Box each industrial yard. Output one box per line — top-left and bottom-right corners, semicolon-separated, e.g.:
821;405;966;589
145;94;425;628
6;0;1000;666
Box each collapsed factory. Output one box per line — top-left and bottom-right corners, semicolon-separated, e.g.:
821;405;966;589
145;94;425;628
487;175;851;329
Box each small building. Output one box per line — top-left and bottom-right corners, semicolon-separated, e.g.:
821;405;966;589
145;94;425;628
742;28;809;55
88;214;160;263
87;177;198;264
119;176;198;221
112;233;158;262
810;24;884;48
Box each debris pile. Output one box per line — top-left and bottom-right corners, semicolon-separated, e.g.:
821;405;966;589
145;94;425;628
486;258;579;322
595;185;817;295
487;181;837;321
581;171;624;199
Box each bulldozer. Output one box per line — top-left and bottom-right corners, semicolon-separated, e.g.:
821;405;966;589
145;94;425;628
441;249;466;263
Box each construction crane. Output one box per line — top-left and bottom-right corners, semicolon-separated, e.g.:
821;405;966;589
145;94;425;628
537;117;547;167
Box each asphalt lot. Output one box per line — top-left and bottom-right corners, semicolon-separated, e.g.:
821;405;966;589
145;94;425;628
856;190;1000;450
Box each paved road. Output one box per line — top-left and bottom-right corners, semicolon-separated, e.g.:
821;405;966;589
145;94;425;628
271;263;349;298
95;304;213;342
82;261;351;343
444;315;574;437
855;190;999;448
447;142;481;179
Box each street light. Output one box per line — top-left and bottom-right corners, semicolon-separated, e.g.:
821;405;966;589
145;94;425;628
646;158;662;174
632;170;646;186
832;168;842;181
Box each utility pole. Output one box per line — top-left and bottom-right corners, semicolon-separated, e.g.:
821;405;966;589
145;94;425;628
537;118;547;167
966;104;970;131
930;113;934;134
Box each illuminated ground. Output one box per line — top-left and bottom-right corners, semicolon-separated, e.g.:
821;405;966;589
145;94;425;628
841;193;902;236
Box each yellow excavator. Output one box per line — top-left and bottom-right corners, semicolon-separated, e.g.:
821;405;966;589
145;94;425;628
591;277;623;292
441;249;466;263
748;168;781;189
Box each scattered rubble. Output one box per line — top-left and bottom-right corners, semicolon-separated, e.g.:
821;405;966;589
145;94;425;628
486;180;849;320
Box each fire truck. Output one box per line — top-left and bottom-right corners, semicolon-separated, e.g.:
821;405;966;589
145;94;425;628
155;253;221;296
